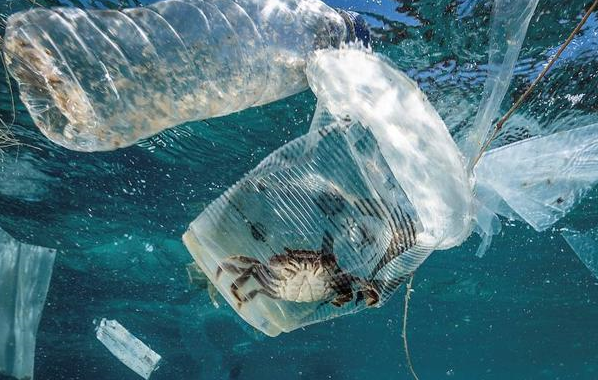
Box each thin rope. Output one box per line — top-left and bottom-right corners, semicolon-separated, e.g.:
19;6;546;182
402;274;419;380
472;0;598;167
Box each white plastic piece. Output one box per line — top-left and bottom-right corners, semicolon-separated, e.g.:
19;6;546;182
562;229;598;279
95;318;161;380
472;200;502;258
306;48;474;250
475;123;598;232
0;228;56;380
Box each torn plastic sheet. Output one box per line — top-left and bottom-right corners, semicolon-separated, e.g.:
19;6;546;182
460;0;539;165
475;123;598;232
562;229;598;280
472;199;502;258
95;318;161;380
0;228;56;380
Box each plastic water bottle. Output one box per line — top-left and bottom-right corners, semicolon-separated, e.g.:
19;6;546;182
3;0;370;151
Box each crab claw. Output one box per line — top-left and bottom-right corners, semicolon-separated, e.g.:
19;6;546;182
365;289;379;307
331;292;353;307
360;282;380;307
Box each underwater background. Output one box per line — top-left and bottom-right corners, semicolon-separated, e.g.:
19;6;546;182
1;0;598;379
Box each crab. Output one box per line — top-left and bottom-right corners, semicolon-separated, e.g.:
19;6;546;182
215;232;380;308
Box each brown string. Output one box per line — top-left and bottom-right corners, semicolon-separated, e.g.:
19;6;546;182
402;274;419;380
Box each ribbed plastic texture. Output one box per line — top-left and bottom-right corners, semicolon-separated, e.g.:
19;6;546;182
95;318;161;380
184;49;472;336
3;0;352;151
184;121;424;336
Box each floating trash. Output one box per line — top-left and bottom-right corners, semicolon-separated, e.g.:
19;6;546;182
184;45;598;336
183;48;473;336
3;0;597;352
95;318;162;380
0;228;56;380
2;0;368;151
475;124;598;232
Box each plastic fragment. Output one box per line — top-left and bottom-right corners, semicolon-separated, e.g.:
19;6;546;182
460;0;539;165
475;123;598;232
562;229;598;279
95;318;161;380
0;228;56;380
473;200;502;258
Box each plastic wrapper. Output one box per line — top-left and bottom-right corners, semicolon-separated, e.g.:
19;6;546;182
475;123;598;232
95;318;161;380
2;0;361;151
183;48;473;336
0;228;56;380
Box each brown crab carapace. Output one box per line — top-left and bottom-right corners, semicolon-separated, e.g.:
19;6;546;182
215;232;380;308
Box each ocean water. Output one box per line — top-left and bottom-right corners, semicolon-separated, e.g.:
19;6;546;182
1;0;598;379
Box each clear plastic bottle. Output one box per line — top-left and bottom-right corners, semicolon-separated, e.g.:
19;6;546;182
3;0;369;151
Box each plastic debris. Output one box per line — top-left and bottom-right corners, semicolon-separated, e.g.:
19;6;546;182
562;229;598;280
183;43;598;334
0;228;56;380
3;0;369;151
183;48;473;336
460;0;539;165
95;318;161;380
475;123;598;232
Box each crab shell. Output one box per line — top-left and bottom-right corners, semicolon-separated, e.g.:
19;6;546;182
267;249;349;303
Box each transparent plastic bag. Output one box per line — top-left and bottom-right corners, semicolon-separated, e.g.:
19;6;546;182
183;49;473;336
3;0;363;151
459;0;539;165
306;48;474;250
475;123;598;232
0;228;56;380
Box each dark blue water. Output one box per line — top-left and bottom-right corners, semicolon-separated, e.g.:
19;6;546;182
1;0;598;379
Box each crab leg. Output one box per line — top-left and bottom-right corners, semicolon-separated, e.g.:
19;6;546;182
245;288;278;302
338;274;381;307
330;292;353;307
230;267;255;306
251;266;281;295
216;255;262;279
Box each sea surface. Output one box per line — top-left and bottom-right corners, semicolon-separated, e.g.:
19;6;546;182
1;0;598;379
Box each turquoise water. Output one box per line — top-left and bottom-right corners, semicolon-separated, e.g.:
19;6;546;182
1;0;598;379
